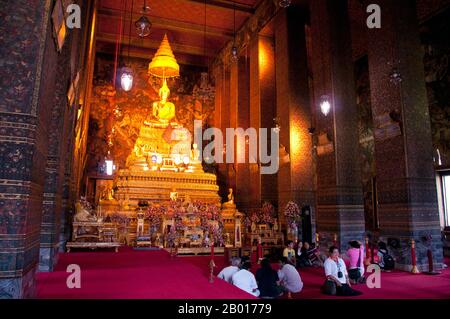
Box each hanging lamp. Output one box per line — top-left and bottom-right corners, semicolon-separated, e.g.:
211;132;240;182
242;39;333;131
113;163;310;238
193;0;215;102
231;1;238;62
121;0;134;91
135;0;152;37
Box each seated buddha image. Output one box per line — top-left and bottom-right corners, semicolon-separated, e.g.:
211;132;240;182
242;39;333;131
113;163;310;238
146;79;177;125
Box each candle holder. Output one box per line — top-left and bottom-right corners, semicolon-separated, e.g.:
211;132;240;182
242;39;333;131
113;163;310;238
410;239;420;274
209;259;216;283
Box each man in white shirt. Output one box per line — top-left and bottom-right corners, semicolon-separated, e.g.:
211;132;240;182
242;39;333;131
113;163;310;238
278;257;303;298
231;261;260;297
323;246;362;296
217;257;241;283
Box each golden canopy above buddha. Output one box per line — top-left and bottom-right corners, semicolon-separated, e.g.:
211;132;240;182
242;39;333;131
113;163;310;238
148;34;180;79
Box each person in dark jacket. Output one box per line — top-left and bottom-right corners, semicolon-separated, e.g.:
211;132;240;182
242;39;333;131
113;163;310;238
255;258;283;298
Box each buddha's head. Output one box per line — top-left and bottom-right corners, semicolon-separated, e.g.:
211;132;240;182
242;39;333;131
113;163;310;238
159;79;170;103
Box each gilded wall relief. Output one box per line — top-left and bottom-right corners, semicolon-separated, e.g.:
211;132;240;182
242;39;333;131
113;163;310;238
422;9;450;167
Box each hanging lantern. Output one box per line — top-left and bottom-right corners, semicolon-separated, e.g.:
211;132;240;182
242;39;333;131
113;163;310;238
121;67;133;91
319;95;331;116
279;0;291;8
135;15;152;37
231;46;238;62
135;1;152;38
120;1;135;91
231;3;238;63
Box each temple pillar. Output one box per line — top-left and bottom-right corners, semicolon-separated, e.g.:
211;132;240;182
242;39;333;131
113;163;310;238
0;0;55;298
216;66;232;201
247;32;280;213
365;0;443;270
229;62;239;195
275;7;316;241
249;37;262;211
259;36;278;207
310;0;365;251
236;57;251;212
39;39;73;272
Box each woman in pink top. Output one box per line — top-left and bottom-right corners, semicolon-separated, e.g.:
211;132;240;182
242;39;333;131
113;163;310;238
347;240;365;284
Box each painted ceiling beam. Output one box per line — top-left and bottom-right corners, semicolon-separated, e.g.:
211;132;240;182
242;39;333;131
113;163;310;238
182;0;256;14
97;7;235;39
96;33;218;57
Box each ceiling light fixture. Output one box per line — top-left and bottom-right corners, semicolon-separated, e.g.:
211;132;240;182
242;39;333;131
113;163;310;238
231;1;238;62
135;0;152;37
121;0;134;91
319;95;331;116
193;0;215;102
279;0;291;8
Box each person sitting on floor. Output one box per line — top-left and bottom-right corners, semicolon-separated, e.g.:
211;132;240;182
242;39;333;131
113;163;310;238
323;246;362;296
377;241;395;271
278;257;303;298
297;241;311;268
232;261;260;297
298;242;323;268
347;240;365;284
283;240;296;266
217;257;241;283
255;258;283;299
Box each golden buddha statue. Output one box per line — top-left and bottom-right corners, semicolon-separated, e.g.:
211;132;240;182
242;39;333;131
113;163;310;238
146;79;176;124
222;188;236;208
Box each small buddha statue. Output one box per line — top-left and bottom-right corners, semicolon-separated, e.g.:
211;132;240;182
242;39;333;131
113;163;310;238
191;143;201;162
74;199;97;222
100;186;115;201
227;188;234;204
147;79;176;124
170;188;178;201
184;196;196;215
223;188;236;208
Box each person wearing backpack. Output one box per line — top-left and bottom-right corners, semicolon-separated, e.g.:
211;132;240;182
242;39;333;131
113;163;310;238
377;241;395;271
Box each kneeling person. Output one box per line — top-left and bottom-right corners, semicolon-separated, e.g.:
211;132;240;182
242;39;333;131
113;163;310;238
232;261;260;297
278;257;303;298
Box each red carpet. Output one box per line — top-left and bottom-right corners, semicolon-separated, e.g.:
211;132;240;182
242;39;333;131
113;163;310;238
186;255;450;299
37;248;450;299
36;248;254;299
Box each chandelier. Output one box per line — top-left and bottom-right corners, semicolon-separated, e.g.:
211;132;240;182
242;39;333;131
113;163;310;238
135;0;152;37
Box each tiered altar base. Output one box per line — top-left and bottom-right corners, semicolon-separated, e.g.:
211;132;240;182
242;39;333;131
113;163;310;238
112;169;220;207
166;247;225;256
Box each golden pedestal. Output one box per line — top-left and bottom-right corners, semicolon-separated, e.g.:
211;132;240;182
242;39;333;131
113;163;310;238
114;169;220;206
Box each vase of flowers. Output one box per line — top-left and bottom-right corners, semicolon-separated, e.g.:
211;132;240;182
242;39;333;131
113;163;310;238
261;201;275;226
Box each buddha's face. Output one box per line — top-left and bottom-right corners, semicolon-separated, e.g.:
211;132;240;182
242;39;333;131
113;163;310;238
159;84;170;103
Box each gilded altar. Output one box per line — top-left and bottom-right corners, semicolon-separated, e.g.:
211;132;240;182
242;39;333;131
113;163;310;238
66;198;121;252
95;35;224;249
